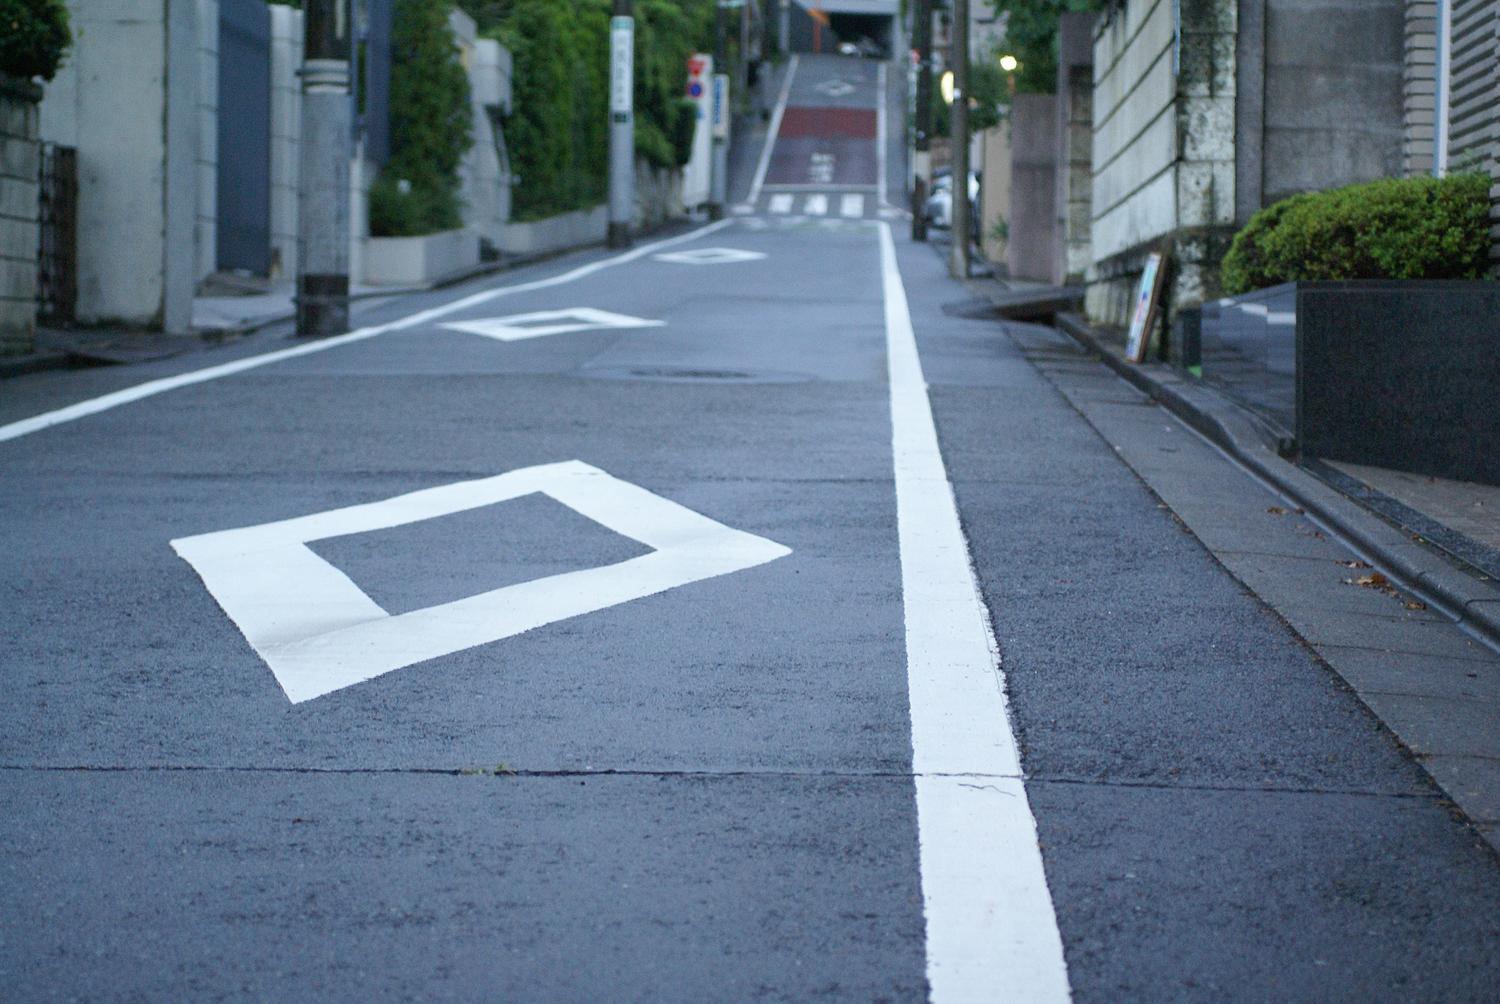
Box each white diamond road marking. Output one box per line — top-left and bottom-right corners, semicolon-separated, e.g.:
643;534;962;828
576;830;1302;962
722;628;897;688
653;247;767;265
816;79;855;96
172;461;792;704
440;307;662;342
768;193;794;214
840;193;865;218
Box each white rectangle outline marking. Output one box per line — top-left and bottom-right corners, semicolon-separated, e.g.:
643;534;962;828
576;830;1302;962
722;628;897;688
171;459;791;704
878;221;1072;1003
0;220;733;445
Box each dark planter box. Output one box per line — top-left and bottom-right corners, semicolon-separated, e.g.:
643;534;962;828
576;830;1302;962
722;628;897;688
1296;280;1500;485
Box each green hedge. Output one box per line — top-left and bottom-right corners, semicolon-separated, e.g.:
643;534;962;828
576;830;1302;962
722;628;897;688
469;0;712;222
0;0;70;82
371;0;473;237
1221;173;1493;294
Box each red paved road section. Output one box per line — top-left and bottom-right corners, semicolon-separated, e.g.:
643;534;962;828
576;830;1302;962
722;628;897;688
777;106;877;139
765;105;879;187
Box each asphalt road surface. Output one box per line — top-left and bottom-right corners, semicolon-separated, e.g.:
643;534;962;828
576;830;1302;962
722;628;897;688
3;55;1498;1002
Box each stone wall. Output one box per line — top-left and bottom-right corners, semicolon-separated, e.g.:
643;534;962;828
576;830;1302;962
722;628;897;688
0;78;40;356
1055;11;1095;284
1087;0;1237;325
1259;0;1404;206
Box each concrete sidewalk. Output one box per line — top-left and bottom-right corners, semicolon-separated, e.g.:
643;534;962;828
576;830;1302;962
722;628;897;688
1031;307;1500;852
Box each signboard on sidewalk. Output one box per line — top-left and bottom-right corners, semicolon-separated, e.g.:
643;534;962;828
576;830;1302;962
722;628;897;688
1125;252;1167;363
609;17;633;117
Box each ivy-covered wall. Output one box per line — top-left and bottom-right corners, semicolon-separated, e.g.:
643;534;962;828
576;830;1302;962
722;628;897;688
463;0;712;222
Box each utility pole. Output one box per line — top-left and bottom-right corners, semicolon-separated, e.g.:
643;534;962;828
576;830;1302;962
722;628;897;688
607;0;635;248
296;0;351;337
778;0;789;57
948;0;970;279
708;1;729;219
911;0;932;241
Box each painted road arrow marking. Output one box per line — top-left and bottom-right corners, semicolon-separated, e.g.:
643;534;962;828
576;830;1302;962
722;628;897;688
172;461;791;703
440;307;662;342
653;247;767;265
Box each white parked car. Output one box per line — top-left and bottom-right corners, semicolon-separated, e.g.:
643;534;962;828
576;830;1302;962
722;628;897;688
923;170;979;230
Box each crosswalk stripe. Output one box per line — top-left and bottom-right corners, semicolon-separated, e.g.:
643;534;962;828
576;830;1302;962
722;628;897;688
804;194;829;216
768;193;793;214
840;193;865;218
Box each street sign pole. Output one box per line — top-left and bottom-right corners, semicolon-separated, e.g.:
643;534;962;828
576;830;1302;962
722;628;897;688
709;1;729;219
296;0;351;337
608;0;635;249
911;0;932;241
948;0;970;279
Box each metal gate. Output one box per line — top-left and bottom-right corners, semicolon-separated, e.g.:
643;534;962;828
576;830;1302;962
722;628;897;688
37;142;76;326
217;0;272;274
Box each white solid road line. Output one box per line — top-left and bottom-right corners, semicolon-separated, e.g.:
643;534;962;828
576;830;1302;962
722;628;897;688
804;194;829;216
841;193;865;218
0;220;734;445
878;222;1071;1003
747;54;799;205
768;193;794;214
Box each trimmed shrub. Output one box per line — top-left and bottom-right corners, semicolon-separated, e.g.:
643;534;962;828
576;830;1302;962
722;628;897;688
371;0;472;237
0;0;71;82
1221;173;1492;294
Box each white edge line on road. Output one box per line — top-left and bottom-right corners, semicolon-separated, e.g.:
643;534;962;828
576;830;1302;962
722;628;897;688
748;54;799;205
0;220;734;445
878;221;1072;1003
877;61;889;208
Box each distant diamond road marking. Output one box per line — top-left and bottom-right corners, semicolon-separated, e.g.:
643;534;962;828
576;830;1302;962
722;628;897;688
653;247;768;265
815;78;855;96
440;308;662;342
172;461;792;704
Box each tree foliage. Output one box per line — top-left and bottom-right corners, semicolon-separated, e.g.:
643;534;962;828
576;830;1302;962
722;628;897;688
0;0;71;83
371;0;474;236
982;0;1101;94
463;0;714;221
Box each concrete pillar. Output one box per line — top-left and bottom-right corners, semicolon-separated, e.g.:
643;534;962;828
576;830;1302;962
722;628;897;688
1006;94;1057;283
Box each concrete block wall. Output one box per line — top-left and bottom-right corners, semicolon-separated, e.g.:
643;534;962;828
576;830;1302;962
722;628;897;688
1403;0;1438;176
38;0;204;331
269;3;302;278
978;124;1012;265
1055;11;1095;284
1008;95;1059;283
0;79;40;355
1087;0;1237;324
1259;0;1403;206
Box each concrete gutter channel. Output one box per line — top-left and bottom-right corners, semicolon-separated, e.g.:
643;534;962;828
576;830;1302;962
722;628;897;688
1053;312;1500;651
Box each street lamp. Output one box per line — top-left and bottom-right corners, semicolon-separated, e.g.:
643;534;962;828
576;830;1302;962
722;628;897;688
940;69;954;104
998;53;1018;73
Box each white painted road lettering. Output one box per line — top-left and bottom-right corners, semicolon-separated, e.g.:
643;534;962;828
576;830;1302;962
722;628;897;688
172;461;792;704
